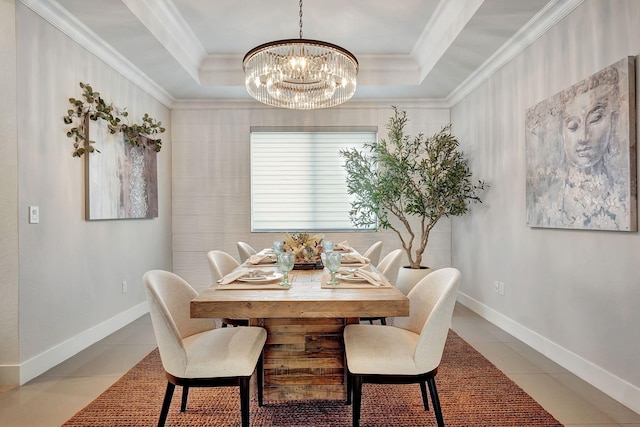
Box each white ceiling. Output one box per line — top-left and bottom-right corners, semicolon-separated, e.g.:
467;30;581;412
28;0;582;106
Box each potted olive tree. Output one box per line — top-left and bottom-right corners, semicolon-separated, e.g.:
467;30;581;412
340;106;486;290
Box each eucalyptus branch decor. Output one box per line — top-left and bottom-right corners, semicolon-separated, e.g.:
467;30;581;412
340;106;487;269
63;82;165;157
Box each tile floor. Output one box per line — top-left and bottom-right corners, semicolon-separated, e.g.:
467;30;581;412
0;303;638;427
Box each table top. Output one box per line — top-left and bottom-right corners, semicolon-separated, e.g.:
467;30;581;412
191;267;410;319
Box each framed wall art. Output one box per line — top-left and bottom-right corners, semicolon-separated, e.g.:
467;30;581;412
86;119;158;220
525;56;637;231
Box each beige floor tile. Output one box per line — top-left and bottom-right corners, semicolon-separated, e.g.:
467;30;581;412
467;341;546;374
40;343;155;378
508;372;617;425
0;376;117;427
505;340;567;374
550;372;640;425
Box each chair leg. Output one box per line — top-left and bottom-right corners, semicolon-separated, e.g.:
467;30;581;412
158;381;175;427
180;386;189;412
352;375;362;427
419;381;429;410
427;377;445;427
257;352;264;407
239;377;251;427
380;317;386;325
346;372;352;405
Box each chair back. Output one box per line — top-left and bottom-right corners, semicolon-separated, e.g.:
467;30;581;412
376;249;403;285
143;270;217;377
362;241;383;266
393;267;461;373
207;250;240;282
236;242;257;262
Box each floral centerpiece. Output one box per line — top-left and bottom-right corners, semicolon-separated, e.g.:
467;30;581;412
283;232;324;262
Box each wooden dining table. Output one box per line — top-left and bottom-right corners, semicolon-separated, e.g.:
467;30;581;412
191;263;409;402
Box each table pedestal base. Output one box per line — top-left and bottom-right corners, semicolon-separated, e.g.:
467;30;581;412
253;317;358;401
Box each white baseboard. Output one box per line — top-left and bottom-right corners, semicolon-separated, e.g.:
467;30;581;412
15;302;149;385
457;292;640;415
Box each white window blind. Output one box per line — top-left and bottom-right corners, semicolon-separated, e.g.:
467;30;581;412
251;128;377;232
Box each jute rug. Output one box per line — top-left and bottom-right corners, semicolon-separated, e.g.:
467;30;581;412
63;331;562;426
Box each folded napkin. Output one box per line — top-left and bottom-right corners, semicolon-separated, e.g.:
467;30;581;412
218;268;273;284
337;265;388;287
248;253;276;264
335;240;352;251
341;253;370;264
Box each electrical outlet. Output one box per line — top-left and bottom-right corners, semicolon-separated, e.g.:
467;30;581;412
494;280;505;295
122;281;128;294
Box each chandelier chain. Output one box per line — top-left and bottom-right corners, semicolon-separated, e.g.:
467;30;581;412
299;0;303;39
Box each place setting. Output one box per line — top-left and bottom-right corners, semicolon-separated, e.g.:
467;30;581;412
339;252;370;266
216;267;285;290
246;252;278;266
321;254;391;289
332;240;354;253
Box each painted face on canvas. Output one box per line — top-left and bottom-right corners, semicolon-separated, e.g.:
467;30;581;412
562;90;613;169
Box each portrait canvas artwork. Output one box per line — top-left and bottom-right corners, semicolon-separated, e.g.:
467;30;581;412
86;119;158;220
525;56;637;231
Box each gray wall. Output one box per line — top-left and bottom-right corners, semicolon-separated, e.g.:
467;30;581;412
451;0;640;413
0;2;173;384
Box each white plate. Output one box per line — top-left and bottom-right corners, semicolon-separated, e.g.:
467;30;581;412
238;272;283;283
336;273;368;283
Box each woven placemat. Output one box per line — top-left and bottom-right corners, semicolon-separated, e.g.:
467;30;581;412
320;273;392;289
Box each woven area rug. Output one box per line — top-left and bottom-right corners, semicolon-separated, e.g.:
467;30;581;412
63;331;562;426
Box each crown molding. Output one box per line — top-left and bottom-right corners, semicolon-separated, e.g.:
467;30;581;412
122;0;206;84
412;0;485;82
19;0;176;108
445;0;585;107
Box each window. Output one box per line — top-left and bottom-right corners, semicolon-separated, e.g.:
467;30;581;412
251;127;377;232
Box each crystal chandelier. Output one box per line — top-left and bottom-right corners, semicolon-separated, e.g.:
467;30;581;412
243;0;358;110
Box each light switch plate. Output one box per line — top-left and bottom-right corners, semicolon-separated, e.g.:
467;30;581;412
29;206;39;224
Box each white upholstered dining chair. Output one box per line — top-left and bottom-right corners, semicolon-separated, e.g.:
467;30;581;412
344;267;461;427
236;241;257;262
362;241;383;266
376;248;403;285
207;250;240;281
206;250;249;327
143;270;267;427
363;248;403;325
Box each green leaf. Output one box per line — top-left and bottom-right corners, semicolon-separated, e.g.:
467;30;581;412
64;82;166;158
